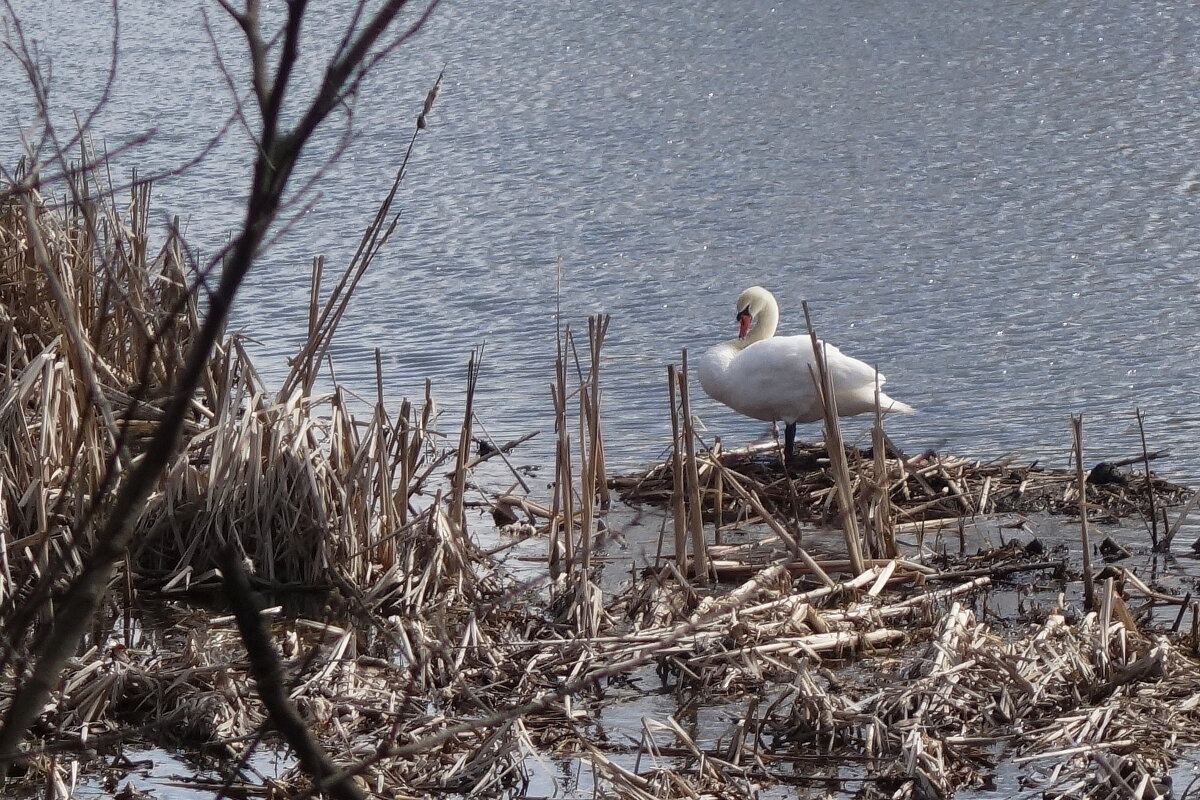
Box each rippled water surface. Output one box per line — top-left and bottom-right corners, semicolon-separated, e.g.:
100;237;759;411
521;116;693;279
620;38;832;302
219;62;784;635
4;0;1200;481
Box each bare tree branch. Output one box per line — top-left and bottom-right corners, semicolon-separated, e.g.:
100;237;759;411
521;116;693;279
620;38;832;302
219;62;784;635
220;546;366;800
262;0;308;140
291;0;417;150
0;0;435;775
201;5;263;145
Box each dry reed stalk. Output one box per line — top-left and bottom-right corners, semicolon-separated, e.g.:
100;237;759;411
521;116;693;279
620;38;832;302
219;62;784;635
541;320;616;633
577;381;593;573
678;352;709;582
278;74;440;400
1162;488;1200;552
870;373;898;558
666;364;689;584
1074;415;1096;610
550;352;573;577
450;350;480;533
1135;409;1163;551
586;314;610;510
533;317;609;587
803;302;865;572
395;398;414;528
712;437;724;544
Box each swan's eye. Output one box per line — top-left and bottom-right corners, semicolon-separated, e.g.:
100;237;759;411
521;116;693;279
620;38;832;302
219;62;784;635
737;307;751;322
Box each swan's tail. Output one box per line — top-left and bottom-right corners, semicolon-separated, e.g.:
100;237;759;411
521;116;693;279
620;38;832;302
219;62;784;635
878;393;915;415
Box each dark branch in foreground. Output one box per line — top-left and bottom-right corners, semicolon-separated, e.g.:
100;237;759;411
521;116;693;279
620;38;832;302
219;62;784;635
221;546;365;800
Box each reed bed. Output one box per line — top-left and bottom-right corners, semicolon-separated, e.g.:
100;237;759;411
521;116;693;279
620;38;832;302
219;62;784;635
0;160;543;794
0;163;448;601
6;160;1200;800
0;169;200;610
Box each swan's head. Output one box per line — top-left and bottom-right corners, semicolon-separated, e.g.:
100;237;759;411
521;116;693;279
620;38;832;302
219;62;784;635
734;285;775;339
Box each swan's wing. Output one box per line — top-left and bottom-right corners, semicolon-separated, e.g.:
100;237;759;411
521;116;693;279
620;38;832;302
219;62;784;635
818;340;887;389
750;336;883;389
728;336;826;421
815;340;910;416
720;335;895;423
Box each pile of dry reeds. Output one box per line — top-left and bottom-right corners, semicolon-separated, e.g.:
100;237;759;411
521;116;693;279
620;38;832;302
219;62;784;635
614;440;1193;527
581;548;1199;799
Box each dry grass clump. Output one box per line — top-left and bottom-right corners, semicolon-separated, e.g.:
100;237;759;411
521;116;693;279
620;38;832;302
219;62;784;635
130;371;442;590
0;167;209;609
0;158;454;600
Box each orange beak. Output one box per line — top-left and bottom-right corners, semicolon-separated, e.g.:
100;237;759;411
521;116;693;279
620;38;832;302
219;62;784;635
737;310;752;339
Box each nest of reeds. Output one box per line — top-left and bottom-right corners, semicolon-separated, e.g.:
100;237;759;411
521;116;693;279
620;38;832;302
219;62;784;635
614;441;1193;526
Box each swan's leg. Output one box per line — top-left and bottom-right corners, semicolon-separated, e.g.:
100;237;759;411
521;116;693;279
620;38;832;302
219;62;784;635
783;422;797;470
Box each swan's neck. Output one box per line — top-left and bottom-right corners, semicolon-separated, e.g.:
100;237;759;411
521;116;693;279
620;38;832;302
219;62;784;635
741;296;779;346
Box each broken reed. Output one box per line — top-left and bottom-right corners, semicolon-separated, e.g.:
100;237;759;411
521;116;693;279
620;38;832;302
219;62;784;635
803;300;866;573
870;375;899;558
665;353;709;583
549;316;611;580
1073;414;1096;610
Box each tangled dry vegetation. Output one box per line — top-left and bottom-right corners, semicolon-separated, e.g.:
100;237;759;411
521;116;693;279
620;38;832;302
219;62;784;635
614;441;1194;530
3;165;1200;800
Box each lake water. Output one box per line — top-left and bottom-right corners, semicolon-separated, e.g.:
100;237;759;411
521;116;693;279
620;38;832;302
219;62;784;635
4;0;1200;483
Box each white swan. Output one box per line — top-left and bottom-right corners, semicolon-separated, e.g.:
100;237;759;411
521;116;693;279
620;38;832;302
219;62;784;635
697;286;913;464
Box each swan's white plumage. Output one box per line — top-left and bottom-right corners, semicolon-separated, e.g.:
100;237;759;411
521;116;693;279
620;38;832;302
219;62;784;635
697;286;913;426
